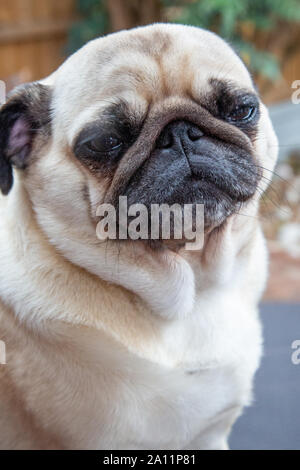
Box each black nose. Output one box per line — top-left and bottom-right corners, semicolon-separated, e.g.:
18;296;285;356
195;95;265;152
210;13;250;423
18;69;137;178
156;120;204;150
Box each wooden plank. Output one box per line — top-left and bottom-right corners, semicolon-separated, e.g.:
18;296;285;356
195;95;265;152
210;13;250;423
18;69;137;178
0;19;73;44
0;0;76;86
0;0;75;23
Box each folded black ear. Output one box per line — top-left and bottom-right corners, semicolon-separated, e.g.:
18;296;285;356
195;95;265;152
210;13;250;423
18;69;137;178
0;82;51;195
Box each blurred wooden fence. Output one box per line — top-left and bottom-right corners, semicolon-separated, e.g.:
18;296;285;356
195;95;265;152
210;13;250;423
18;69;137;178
0;0;299;103
0;0;75;90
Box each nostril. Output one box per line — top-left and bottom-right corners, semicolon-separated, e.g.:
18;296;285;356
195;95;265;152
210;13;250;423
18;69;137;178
187;126;204;141
156;121;204;149
156;131;173;149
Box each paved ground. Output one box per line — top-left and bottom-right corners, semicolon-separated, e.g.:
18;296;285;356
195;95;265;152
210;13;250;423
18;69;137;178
230;302;300;450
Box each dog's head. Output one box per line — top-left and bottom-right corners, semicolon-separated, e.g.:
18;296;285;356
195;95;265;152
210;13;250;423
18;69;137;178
0;24;278;251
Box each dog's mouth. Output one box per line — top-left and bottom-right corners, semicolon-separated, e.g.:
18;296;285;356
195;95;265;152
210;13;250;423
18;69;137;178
120;126;258;245
109;168;258;249
98;120;259;248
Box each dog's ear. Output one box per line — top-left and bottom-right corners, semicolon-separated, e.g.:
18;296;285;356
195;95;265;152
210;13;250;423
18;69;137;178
0;82;51;195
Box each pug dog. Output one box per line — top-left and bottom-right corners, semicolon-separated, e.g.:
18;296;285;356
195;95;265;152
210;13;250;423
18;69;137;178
0;23;277;450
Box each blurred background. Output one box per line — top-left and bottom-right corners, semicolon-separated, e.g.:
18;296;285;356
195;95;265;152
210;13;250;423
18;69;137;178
0;0;299;449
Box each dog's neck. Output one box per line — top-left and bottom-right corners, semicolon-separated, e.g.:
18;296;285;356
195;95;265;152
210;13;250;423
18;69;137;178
0;174;261;363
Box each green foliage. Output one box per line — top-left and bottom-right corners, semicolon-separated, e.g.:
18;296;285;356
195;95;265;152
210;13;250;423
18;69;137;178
166;0;300;80
67;0;300;80
67;0;108;53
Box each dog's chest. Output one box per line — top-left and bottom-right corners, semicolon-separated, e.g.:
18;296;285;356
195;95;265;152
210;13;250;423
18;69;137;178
81;349;252;450
110;364;243;450
75;293;261;449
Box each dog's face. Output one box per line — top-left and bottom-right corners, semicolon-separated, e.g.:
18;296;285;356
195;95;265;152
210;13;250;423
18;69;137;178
0;24;277;252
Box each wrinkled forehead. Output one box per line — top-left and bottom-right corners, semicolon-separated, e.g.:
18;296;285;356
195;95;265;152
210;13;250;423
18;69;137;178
50;25;254;140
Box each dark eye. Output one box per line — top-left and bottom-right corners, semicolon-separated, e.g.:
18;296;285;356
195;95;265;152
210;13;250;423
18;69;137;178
227;105;257;123
86;134;123;154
